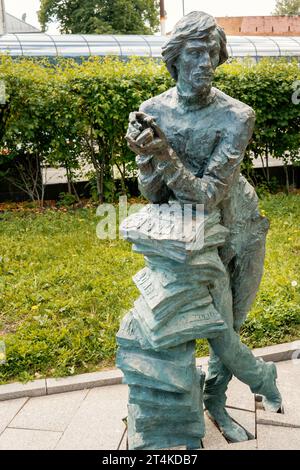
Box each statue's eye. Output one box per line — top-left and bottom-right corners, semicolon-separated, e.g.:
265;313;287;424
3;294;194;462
189;50;198;57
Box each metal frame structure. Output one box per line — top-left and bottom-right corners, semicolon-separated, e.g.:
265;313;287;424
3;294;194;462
0;33;300;61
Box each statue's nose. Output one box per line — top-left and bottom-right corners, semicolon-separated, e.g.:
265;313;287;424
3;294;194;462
197;52;214;70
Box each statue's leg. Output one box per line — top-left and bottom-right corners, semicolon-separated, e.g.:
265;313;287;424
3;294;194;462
204;275;249;442
224;217;282;413
204;251;282;442
204;350;252;442
207;326;282;410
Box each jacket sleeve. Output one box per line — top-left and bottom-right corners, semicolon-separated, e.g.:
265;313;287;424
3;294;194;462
159;108;255;211
136;154;171;203
133;100;172;203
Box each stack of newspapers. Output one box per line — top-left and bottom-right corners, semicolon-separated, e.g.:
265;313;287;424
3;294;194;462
118;203;229;349
120;204;228;263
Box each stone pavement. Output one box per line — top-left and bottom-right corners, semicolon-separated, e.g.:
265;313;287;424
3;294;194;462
0;360;299;450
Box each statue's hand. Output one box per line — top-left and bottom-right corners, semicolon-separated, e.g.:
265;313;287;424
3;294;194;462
126;112;169;157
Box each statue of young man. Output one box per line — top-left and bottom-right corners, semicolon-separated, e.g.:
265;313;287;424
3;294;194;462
126;11;282;442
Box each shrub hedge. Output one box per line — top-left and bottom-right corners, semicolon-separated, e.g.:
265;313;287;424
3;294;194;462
0;56;299;202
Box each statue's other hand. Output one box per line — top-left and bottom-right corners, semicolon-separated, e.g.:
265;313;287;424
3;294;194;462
126;112;169;156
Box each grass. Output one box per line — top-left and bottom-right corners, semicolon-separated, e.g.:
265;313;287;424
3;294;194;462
240;193;300;346
0;193;299;384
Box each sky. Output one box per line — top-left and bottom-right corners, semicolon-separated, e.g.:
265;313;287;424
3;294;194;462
5;0;278;34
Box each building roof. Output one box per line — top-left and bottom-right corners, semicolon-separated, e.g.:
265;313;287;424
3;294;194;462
5;13;40;34
0;33;300;61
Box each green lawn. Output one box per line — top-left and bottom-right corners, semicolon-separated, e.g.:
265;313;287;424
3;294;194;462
0;194;299;384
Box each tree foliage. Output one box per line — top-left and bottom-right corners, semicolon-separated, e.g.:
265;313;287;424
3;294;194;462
38;0;160;34
273;0;300;15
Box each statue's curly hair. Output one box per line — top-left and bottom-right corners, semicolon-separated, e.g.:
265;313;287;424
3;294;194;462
162;11;228;81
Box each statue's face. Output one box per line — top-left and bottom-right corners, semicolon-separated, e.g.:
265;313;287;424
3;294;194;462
176;30;220;96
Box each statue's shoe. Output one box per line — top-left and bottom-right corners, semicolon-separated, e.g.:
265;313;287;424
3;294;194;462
260;363;283;413
205;408;249;443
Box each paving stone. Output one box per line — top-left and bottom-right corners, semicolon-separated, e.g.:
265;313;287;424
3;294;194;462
196;357;209;368
0;379;46;401
46;369;123;395
255;361;300;421
202;413;229;450
274;360;300;421
56;384;128;450
118;429;128;450
0;359;297;450
228;408;256;438
220;439;257;450
9;390;88;432
257;409;300;428
257;424;300;450
0;398;28;435
276;359;300;387
253;342;299;363
0;428;62;450
226;377;255;412
255;400;264;411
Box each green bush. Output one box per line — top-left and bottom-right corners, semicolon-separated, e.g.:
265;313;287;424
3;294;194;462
57;192;77;207
0;56;299;202
214;59;300;186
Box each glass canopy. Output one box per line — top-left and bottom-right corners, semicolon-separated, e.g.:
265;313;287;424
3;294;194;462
0;34;300;61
